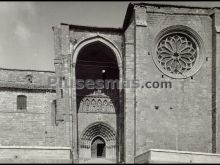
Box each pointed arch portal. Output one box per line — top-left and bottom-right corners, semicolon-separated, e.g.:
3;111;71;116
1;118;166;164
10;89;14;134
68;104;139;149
80;122;116;161
71;36;124;163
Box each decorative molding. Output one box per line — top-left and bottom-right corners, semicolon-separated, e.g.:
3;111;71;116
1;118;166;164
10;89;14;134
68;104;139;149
80;122;116;148
78;90;115;113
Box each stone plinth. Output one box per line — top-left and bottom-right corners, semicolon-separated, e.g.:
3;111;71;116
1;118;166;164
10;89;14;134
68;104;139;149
135;149;220;163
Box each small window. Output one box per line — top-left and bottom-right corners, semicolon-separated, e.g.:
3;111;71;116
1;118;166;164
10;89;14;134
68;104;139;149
17;95;27;110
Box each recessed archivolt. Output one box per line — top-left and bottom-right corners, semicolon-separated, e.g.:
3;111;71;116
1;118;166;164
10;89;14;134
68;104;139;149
80;122;116;148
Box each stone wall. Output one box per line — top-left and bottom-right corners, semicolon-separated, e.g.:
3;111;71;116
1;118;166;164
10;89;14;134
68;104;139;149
0;69;67;147
133;4;213;157
0;68;55;87
0;90;57;146
0;146;71;163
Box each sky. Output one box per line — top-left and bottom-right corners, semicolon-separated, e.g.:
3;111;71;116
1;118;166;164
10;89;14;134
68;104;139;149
1;1;220;71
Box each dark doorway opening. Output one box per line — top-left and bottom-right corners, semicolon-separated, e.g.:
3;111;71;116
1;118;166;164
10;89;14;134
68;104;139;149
97;143;105;157
91;136;106;158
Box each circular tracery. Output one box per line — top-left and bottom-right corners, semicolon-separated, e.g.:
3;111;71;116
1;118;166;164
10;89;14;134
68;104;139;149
157;33;197;75
153;26;204;79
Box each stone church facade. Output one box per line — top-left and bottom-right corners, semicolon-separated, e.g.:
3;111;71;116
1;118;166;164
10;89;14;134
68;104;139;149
1;3;220;163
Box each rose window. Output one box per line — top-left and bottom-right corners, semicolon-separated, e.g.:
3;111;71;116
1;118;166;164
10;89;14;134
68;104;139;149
156;33;198;76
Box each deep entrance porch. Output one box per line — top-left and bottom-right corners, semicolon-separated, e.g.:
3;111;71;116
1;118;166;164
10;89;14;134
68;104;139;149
75;41;119;107
74;38;123;163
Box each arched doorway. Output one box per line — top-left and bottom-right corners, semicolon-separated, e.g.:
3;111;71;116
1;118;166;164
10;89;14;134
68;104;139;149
72;36;123;163
91;136;106;158
80;122;116;162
